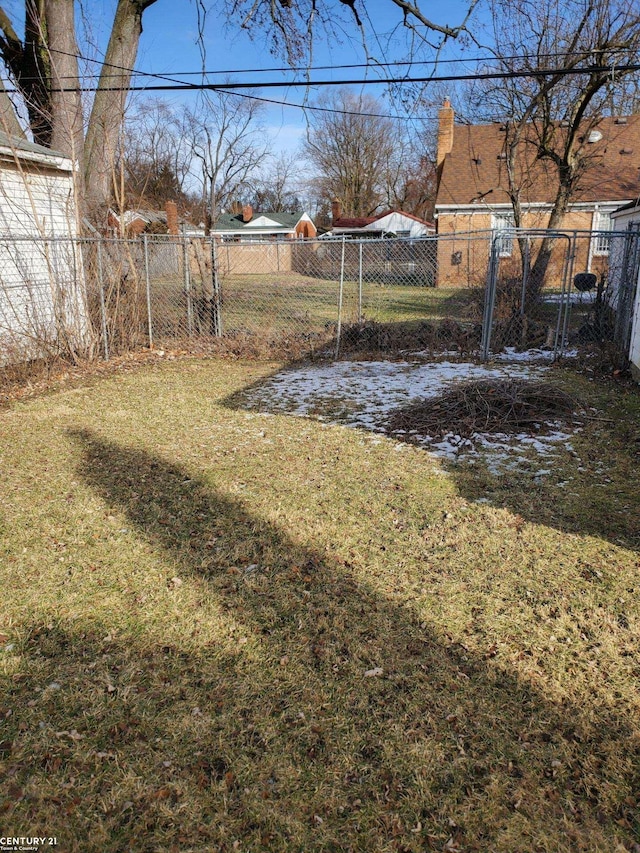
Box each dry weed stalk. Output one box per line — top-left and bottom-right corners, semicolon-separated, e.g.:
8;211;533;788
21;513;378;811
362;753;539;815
387;378;582;438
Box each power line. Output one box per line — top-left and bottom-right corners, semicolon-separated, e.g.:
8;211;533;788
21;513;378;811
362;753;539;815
210;86;434;121
6;62;640;93
22;46;640;86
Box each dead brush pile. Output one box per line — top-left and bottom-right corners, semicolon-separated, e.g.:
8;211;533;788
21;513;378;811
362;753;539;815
387;378;583;439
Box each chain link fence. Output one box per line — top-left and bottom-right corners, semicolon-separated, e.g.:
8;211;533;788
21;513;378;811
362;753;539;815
1;230;638;366
481;228;640;362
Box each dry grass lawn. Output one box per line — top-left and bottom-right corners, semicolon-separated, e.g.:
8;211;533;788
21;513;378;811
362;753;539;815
0;356;639;852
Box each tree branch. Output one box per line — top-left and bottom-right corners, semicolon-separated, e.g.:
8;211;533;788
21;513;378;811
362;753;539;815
389;0;479;37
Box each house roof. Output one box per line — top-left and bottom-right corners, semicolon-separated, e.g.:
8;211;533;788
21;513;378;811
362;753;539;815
108;209;169;226
332;209;433;231
0;130;73;170
213;211;306;232
436;115;640;209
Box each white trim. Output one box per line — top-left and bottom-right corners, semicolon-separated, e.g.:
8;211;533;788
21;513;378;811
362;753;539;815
435;199;634;216
0;145;73;171
491;212;516;257
214;228;296;236
591;208;614;257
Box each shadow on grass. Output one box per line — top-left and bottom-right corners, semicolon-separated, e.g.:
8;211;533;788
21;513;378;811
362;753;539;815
1;428;638;851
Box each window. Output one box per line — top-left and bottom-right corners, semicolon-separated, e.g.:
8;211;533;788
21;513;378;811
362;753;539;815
592;209;613;256
491;213;515;257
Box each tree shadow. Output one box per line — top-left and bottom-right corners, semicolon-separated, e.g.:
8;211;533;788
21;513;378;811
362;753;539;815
448;444;640;553
2;428;638;851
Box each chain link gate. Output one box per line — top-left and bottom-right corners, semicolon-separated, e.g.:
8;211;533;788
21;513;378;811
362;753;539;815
480;228;640;363
481;230;576;360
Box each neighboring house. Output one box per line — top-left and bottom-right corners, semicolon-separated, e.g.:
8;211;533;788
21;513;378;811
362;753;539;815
0;131;88;363
212;205;317;241
107;201;186;236
328;200;434;238
434;99;640;285
609;201;640;382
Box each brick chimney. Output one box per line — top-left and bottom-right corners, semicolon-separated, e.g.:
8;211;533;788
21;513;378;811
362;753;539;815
436;98;455;179
331;198;342;222
165;200;179;236
242;204;253;223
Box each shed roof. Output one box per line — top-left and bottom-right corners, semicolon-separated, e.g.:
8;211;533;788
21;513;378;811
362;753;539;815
333;209;433;230
0;131;73;170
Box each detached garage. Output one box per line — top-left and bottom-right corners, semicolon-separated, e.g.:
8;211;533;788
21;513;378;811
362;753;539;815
0;132;88;363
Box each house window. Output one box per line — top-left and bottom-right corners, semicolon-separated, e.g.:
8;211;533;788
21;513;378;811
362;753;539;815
592;210;613;256
492;213;515;257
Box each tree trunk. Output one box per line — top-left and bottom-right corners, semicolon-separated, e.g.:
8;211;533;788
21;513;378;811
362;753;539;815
527;184;573;304
83;0;158;222
0;79;24;138
45;0;84;168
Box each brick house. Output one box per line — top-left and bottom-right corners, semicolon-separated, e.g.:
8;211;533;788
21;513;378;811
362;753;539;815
434;99;640;285
107;200;183;236
212;205;316;241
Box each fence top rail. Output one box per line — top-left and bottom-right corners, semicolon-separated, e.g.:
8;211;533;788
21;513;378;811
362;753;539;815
0;227;636;248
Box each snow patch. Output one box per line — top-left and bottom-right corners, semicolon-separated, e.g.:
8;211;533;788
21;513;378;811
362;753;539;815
239;360;578;475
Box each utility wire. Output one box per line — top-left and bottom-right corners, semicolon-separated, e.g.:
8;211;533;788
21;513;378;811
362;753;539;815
22;48;638;92
23;46;637;82
6;62;640;93
209;86;435;121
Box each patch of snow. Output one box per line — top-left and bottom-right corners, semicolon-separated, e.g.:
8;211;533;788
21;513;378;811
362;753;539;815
543;290;597;304
494;347;579;362
239;360;577;475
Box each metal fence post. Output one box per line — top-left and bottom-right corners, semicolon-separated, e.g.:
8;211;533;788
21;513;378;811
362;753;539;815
481;235;498;361
143;235;154;348
183;237;193;337
211;237;223;337
520;236;530;316
335;236;346;359
96;240;109;360
358;241;363;322
556;233;578;357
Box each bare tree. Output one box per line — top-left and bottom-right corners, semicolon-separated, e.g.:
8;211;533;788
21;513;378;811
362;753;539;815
182;91;269;233
250;154;303;213
470;0;640;290
302;89;415;217
0;0;159;221
117;99;193;213
229;0;478;63
0;1;477;227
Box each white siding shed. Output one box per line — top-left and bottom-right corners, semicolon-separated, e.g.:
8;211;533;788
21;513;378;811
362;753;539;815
0;132;88;363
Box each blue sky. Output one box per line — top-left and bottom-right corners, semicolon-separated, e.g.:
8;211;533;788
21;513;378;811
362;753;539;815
93;0;483;156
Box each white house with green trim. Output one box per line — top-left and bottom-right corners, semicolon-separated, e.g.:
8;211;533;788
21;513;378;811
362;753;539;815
212;207;317;242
